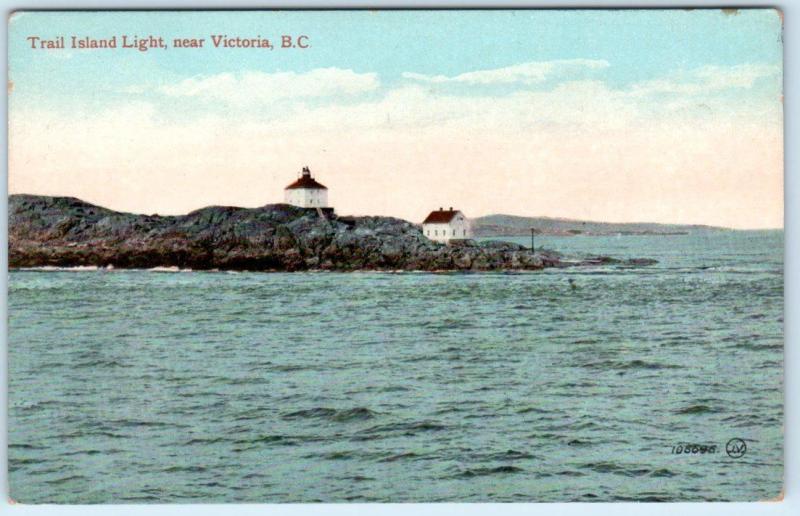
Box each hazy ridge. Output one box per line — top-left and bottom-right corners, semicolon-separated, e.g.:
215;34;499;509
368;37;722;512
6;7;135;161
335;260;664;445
472;214;730;237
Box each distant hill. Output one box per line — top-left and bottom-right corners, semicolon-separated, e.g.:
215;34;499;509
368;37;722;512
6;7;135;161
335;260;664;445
471;214;730;237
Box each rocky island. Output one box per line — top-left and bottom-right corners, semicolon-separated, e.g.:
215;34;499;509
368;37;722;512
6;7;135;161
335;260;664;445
8;195;657;272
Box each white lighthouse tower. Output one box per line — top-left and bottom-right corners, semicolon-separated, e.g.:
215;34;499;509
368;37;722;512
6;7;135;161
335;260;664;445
284;166;329;208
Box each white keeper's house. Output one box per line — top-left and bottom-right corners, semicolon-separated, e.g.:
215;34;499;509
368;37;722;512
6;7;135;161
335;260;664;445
422;207;471;243
284;166;329;208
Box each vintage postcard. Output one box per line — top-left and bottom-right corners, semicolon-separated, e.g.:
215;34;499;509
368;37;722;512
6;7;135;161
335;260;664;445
7;9;783;503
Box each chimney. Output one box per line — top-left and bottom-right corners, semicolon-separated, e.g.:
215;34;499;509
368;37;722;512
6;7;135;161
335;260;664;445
449;206;453;211
302;166;311;177
439;207;443;211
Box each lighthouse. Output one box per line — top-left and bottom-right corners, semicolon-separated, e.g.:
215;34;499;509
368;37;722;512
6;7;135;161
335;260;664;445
284;166;329;208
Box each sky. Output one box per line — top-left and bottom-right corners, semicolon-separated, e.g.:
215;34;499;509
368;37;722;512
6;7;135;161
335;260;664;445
8;9;784;228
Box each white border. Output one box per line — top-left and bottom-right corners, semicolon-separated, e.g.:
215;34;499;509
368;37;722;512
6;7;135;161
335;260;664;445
1;1;795;515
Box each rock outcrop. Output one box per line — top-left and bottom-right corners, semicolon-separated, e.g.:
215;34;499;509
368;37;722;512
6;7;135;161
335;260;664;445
8;195;655;272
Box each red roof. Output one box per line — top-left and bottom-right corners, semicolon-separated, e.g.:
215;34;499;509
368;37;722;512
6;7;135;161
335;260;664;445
423;209;462;224
285;167;327;190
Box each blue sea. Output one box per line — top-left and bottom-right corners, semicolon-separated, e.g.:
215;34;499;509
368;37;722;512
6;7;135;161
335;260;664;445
8;231;784;503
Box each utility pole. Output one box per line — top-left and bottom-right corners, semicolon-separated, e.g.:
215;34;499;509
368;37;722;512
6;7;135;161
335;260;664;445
530;227;535;253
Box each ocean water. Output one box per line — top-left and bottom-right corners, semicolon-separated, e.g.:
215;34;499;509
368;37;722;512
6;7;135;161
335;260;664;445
8;231;784;503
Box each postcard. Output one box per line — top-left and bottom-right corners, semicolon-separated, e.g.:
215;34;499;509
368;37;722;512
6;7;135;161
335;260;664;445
7;9;783;503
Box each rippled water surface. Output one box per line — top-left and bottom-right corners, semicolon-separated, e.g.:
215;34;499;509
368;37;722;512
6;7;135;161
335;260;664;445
9;231;783;502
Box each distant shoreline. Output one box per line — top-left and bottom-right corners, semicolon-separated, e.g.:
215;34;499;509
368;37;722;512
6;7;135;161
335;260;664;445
470;214;737;237
474;228;781;238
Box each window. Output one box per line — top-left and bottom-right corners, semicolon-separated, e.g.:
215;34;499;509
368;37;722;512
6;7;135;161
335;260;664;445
435;230;438;236
452;229;456;236
463;229;466;236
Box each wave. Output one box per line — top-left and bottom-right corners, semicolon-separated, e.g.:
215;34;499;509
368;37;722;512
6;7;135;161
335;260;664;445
378;452;419;462
579;359;680;371
581;462;663;477
282;407;378;422
18;265;101;271
650;468;677;478
557;470;586;477
183;436;230;446
74;359;128;369
674;404;721;415
485;449;535;460
272;364;315;372
566;438;593;447
8;443;48;450
8;456;49;467
233;434;293;446
343;475;374;482
318;451;355;461
452;465;524;478
106;419;190;429
355;420;447;440
162;465;208;473
61;448;123;456
735;342;783;351
516;406;551;415
44;474;87;485
14;264;210;273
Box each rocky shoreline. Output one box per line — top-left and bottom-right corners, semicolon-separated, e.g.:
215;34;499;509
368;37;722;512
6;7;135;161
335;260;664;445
8;195;657;272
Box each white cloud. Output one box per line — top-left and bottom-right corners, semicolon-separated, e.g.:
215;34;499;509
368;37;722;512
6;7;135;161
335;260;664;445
158;68;380;105
629;64;781;97
9;62;783;228
9;92;782;229
263;79;676;136
402;59;609;85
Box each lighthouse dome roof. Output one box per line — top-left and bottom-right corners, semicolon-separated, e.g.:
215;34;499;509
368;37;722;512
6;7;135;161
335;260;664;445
285;167;328;190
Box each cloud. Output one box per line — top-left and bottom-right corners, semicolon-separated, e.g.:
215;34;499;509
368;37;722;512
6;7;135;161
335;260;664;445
9;62;783;228
402;59;609;85
158;67;380;105
88;62;781;145
629;64;781;97
272;81;639;135
9;92;782;229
